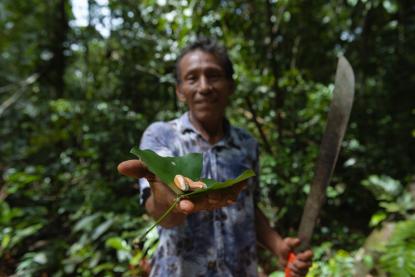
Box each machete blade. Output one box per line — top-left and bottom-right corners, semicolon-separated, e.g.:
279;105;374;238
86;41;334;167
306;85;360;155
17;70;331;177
296;56;355;251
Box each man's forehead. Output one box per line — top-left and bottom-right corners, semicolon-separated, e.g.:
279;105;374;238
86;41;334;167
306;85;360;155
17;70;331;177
179;50;224;72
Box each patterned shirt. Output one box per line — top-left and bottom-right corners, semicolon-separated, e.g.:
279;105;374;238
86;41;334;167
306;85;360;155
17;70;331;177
139;112;260;277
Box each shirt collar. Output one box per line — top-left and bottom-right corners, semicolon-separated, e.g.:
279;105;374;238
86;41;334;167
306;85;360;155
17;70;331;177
178;112;240;149
178;112;196;134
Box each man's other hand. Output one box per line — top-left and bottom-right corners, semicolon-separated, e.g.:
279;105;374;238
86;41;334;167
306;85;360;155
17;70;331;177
277;237;313;277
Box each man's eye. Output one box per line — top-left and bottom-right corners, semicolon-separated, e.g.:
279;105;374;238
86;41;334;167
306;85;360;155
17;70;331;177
208;73;222;81
186;76;197;82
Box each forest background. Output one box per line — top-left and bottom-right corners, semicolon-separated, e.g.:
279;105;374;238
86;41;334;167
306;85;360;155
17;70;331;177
0;0;414;276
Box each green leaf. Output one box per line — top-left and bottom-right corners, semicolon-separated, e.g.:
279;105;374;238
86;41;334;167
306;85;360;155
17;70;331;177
1;233;11;250
130;147;203;194
369;211;387;227
105;237;131;252
33;252;47;264
92;219;113;240
130;147;255;196
130;250;143;266
73;213;100;232
185;169;256;197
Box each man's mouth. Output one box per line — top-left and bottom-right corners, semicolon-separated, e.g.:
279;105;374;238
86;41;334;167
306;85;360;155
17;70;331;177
195;98;217;105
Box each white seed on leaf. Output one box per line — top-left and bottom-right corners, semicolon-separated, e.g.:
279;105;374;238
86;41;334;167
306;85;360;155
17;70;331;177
174;175;189;191
184;177;207;190
191;181;207;190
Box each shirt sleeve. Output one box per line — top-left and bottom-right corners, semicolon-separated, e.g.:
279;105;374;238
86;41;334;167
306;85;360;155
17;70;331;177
138;122;176;205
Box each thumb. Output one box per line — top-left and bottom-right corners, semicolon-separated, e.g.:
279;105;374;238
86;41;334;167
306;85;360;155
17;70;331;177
117;160;155;180
284;237;301;250
279;237;301;264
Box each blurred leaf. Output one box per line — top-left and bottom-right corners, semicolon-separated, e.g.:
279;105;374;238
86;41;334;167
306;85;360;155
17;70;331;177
92;219;113;240
73;214;100;232
380;219;415;277
362;175;402;201
33;252;47;264
105;237;131;252
369;211;387;227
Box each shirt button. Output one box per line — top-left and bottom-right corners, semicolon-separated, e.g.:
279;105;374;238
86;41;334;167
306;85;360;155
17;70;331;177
208;261;216;269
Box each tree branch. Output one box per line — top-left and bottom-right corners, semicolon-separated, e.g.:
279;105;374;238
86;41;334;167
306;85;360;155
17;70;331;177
245;96;273;155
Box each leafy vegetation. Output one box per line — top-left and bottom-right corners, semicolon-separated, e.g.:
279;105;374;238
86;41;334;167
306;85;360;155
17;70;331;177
379;220;415;277
1;0;414;275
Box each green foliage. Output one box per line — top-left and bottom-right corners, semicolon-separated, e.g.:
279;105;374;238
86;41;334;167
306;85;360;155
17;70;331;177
0;0;413;275
363;175;415;226
379;219;415;277
308;248;357;277
304;178;415;277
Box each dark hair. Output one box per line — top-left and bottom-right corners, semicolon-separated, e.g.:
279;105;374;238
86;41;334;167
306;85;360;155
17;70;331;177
175;37;234;83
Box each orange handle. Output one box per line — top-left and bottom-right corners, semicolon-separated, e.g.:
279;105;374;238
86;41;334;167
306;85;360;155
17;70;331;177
284;252;296;277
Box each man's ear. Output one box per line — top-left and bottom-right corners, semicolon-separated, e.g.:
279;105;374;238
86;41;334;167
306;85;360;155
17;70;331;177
176;84;186;102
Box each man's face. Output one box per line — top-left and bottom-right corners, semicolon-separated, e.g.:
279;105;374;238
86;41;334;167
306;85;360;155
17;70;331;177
176;50;234;126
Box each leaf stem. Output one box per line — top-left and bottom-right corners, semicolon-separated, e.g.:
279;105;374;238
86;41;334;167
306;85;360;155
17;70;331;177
134;196;182;246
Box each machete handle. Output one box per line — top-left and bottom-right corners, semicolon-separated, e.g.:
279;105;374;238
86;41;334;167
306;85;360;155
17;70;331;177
284;252;296;277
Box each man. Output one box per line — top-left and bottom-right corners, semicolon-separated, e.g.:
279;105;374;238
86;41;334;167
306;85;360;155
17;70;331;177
118;37;312;276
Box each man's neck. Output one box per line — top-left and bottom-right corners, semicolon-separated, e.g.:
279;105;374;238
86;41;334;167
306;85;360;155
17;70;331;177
189;112;225;145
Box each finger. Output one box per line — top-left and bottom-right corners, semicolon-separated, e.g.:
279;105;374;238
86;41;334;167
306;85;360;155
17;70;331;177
178;194;219;214
222;181;247;204
288;250;313;277
178;187;241;214
292;258;312;271
231;180;247;195
284;237;301;250
151;181;177;203
178;199;196;214
207;191;223;206
296;249;313;262
280;238;301;267
117;160;155;180
178;197;212;214
225;194;238;205
287;262;309;277
222;189;239;204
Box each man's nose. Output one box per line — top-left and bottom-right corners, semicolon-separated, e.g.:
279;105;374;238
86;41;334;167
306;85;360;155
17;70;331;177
198;75;211;93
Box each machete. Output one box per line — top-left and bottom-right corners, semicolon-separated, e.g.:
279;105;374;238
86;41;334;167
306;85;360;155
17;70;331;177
285;56;355;277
